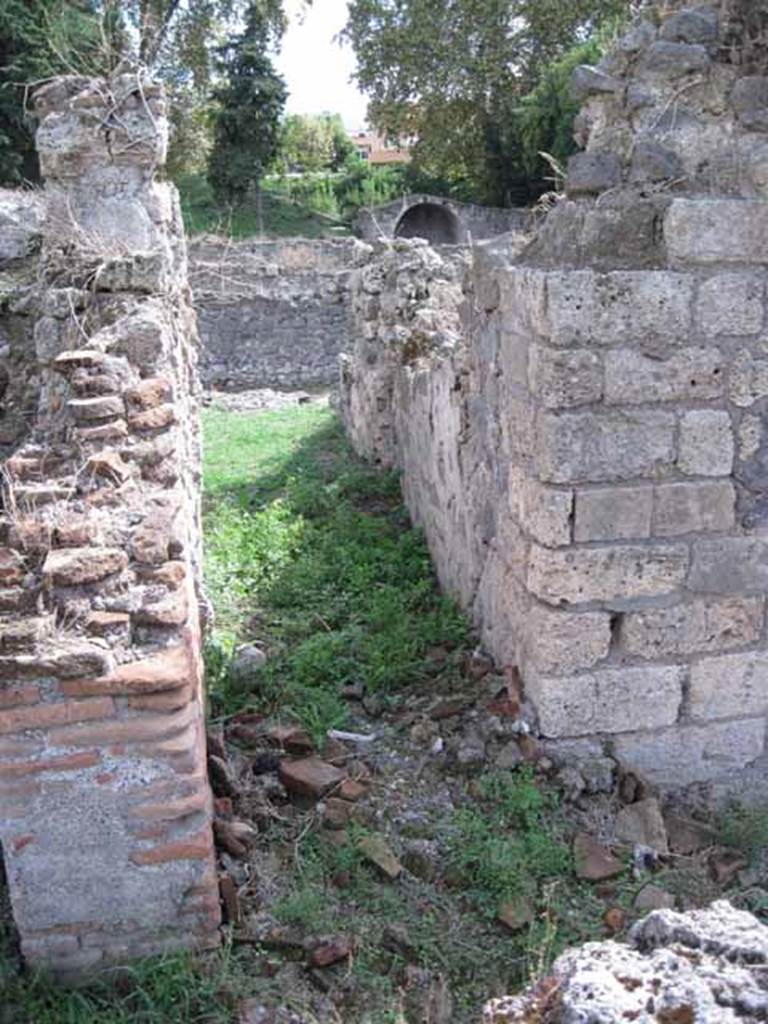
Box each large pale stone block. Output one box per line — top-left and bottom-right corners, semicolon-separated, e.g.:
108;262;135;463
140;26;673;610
690;651;768;720
622;597;764;658
527;542;688;606
613;719;765;787
529;345;603;408
729;349;768;408
697;273;765;337
543;270;693;351
653;480;735;536
678;410;734;476
574;485;653;542
524;604;612;674
509;468;572;547
666;199;768;265
537;409;677;484
498;268;548;336
529;665;682;737
604;348;723;404
689;537;768;594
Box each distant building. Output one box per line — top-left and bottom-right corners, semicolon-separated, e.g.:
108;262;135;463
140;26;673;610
349;129;411;165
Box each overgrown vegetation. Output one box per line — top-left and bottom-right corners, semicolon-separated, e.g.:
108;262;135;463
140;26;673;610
203;404;469;742
3;403;768;1021
342;0;636;204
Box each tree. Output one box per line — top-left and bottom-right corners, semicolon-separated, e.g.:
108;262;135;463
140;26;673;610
97;0;285;91
277;113;356;174
0;0;112;185
206;4;287;206
342;0;634;205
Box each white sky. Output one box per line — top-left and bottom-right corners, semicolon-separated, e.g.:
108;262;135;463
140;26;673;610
275;0;369;130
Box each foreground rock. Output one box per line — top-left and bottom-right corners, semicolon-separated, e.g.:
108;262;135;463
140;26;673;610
483;901;768;1022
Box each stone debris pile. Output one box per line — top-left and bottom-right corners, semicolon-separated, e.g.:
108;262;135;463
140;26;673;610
483;900;768;1023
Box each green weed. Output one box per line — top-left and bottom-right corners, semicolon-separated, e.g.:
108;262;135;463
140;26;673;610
202;405;469;740
447;769;571;918
0;945;251;1024
720;803;768;863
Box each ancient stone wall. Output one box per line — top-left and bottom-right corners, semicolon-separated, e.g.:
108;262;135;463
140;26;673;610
0;191;44;456
342;1;768;798
355;194;530;244
191;237;369;391
0;74;218;977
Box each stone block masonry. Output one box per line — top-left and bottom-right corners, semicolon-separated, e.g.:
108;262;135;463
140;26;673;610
191;236;370;391
0;74;218;976
341;1;768;798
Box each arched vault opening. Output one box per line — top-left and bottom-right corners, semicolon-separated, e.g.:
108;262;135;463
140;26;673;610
394;202;461;244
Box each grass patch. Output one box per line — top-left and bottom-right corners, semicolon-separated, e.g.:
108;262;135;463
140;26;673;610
176;173;350;239
447;769;571;919
203;404;469;742
0;947;251;1024
720;803;768;863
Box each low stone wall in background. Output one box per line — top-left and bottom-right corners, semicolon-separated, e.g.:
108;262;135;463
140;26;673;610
190;237;370;391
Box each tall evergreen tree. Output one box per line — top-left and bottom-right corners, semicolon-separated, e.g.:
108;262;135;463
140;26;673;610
206;4;286;205
0;0;108;184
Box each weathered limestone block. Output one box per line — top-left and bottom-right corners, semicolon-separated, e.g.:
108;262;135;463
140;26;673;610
528;665;682;738
604;347;723;404
541;271;693;352
523;605;612;674
613;719;765;787
509;469;572;547
730;349;768;407
689;537;768;594
666;199;768;264
536;409;677;484
528;344;603;408
641;40;710;76
565;152;622;196
621;597;764;658
732;76;768;132
0;190;43;262
574;485;654;542
690;651;768;720
697;273;765;336
652;480;735;536
483;902;768;1024
527;542;689;606
678;410;734;476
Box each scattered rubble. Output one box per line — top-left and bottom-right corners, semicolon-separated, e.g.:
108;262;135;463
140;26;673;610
484;902;768;1024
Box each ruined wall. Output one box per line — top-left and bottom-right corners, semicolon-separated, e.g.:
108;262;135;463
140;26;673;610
0;74;218;977
191;237;369;391
342;1;768;797
355;194;530;244
0;191;44;456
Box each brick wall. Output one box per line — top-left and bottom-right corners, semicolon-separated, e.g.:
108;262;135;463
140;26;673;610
342;2;768;799
0;74;218;977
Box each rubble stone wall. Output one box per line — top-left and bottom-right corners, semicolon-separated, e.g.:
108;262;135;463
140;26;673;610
0;74;218;977
190;237;368;391
342;1;768;797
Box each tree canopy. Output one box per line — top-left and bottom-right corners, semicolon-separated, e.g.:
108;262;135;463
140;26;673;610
206;4;287;204
277;113;356;174
0;0;287;185
343;0;634;204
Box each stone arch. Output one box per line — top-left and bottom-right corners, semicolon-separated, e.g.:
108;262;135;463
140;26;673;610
394;202;462;244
